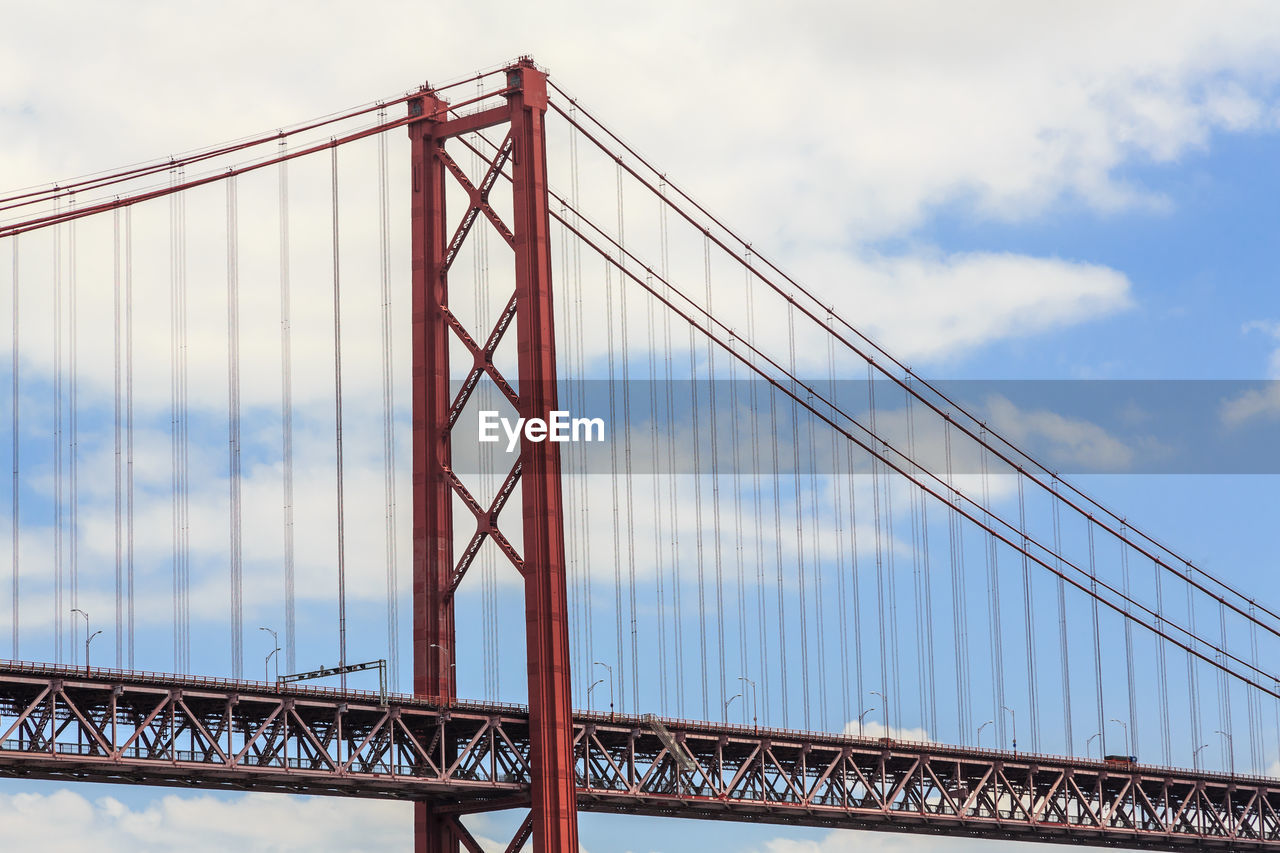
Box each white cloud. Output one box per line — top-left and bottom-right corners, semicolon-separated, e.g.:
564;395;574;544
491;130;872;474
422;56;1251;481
748;829;1103;853
795;251;1133;365
983;394;1136;472
1219;322;1280;425
0;788;413;853
839;719;931;743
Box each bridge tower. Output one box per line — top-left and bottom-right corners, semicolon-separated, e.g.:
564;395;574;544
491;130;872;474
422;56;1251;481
408;59;578;852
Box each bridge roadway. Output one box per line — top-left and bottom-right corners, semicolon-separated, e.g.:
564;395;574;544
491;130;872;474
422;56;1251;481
0;661;1274;849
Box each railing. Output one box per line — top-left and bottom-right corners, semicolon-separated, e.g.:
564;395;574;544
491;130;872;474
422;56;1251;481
4;657;1279;791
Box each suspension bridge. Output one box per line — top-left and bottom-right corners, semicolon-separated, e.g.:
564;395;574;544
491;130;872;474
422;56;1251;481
2;57;1279;851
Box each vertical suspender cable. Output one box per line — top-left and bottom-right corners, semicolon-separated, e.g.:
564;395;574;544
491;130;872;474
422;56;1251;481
704;234;726;720
559;196;581;700
730;298;748;720
226;175;244;679
1088;524;1105;755
658;181;682;715
687;271;708;720
604;260;624;709
868;364;888;733
114;209;123;667
944;422;971;741
1154;556;1172;763
53;201;63;664
1018;475;1040;752
69;201;79;658
330;143;348;686
179;171;191;671
746;251;770;723
571;118;596;710
170;171;180;670
1121;527;1138;758
804;336;826;729
617;165;639;713
828;315;850;727
789;302;810;728
1218;601;1233;769
278;139;297;673
377;113;400;690
1249;606;1262;771
9;235;17;659
883;430;901;733
980;432;1004;746
1182;563;1203;763
1052;478;1073;754
125;207;135;668
646;271;668;712
907;384;937;736
770;323;786;726
846;434;865;734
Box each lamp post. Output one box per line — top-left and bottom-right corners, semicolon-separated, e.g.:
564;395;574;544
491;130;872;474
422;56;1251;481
1087;732;1102;760
1193;743;1210;771
587;678;604;713
1110;717;1129;756
737;677;758;729
70;608;98;672
593;661;614;717
871;690;890;737
1215;730;1235;776
977;719;994;749
858;707;876;737
1002;705;1017;753
258;627;280;683
86;630;102;672
725;693;742;720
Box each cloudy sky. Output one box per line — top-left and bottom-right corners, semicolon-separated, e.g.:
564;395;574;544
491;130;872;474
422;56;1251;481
4;0;1280;850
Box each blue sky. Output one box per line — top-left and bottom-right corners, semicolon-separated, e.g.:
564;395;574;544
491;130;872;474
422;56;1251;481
5;2;1280;851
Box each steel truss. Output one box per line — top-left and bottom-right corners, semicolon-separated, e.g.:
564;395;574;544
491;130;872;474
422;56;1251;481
0;662;1276;850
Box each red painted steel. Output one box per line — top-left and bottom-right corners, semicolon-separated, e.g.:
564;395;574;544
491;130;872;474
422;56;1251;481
408;58;578;852
506;61;580;853
409;87;459;853
2;661;1279;850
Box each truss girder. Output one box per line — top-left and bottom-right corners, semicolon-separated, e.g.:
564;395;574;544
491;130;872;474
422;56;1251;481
0;664;1277;849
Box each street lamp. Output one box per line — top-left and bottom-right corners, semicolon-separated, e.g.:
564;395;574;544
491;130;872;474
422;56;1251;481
870;690;890;737
737;677;758;729
86;630;102;672
593;661;614;717
1193;743;1210;770
725;693;742;720
857;707;876;737
265;646;280;685
259;627;280;683
1086;732;1102;760
977;719;994;749
70;608;98;672
587;678;604;712
1110;718;1129;756
1215;730;1235;776
1002;705;1017;753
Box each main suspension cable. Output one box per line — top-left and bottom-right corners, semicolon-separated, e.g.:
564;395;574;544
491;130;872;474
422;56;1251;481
545;90;1280;643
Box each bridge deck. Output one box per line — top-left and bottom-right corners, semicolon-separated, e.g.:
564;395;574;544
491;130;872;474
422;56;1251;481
0;660;1274;849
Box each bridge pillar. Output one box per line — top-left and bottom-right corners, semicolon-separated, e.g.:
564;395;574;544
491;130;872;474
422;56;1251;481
409;86;457;853
408;58;578;853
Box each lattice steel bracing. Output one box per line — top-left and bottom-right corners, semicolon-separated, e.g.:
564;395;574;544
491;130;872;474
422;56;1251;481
408;59;576;851
0;662;1277;850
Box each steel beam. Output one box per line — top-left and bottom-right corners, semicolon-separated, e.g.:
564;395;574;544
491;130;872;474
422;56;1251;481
1;662;1278;850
